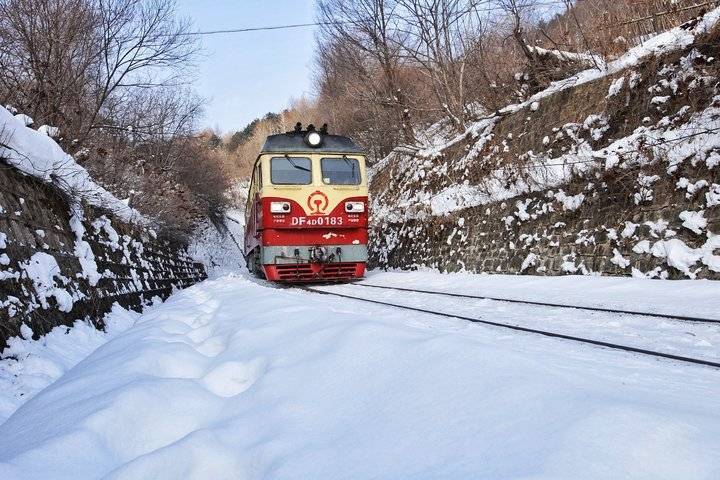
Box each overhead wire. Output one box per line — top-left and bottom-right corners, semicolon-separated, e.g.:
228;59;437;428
171;0;571;38
173;21;350;37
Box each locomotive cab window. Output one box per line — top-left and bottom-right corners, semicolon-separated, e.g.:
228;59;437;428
321;157;361;185
271;157;312;185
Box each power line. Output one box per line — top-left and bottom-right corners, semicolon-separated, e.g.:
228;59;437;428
174;0;571;38
175;21;349;37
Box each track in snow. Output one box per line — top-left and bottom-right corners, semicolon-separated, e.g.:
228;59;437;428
356;283;720;324
300;284;720;370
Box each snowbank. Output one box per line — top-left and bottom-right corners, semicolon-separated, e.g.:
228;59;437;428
0;305;139;424
0;274;719;479
0;106;143;224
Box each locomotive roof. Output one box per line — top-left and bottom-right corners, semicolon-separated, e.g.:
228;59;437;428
261;132;364;154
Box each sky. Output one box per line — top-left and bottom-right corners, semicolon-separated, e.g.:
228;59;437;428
175;0;318;134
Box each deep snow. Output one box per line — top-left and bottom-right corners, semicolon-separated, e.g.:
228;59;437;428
0;305;140;424
1;272;719;479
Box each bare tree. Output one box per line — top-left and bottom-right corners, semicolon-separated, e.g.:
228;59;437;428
461;18;526;111
0;0;236;238
86;0;197;143
495;0;548;94
317;0;417;144
0;0;197;146
398;0;489;131
0;0;99;137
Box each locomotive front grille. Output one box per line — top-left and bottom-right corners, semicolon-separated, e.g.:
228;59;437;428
321;263;359;277
273;262;360;281
275;264;314;280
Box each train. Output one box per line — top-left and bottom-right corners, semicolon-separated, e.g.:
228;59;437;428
243;123;368;282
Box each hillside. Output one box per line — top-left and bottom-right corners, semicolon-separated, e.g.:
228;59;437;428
369;8;720;279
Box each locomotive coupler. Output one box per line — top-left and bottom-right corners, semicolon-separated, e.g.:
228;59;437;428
309;246;327;263
308;245;341;263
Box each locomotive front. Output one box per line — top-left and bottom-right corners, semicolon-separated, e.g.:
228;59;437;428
244;124;369;282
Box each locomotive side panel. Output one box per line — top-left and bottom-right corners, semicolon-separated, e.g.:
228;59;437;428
243;162;264;261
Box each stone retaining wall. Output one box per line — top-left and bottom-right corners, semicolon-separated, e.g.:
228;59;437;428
0;162;206;349
370;162;720;280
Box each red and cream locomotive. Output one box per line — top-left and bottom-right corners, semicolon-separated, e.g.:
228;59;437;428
244;124;368;282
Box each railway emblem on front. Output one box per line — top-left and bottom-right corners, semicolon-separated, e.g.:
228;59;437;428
307;190;329;215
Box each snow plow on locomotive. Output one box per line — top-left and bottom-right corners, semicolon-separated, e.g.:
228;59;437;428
244;124;368;282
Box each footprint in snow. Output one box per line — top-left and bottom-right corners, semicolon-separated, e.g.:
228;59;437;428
186;324;214;343
161;322;193;335
194;335;229;357
202;359;267;397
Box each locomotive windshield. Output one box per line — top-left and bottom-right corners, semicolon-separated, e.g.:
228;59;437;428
321;157;361;185
271;157;312;185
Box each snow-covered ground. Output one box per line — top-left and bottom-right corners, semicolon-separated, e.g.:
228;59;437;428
356;270;720;320
0;305;142;424
318;272;720;363
0;213;246;424
1;271;719;479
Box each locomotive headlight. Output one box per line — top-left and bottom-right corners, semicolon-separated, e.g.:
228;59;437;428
305;131;323;147
345;201;365;213
270;201;291;213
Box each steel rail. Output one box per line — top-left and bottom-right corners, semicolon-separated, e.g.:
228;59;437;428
299;286;720;370
355;283;720;324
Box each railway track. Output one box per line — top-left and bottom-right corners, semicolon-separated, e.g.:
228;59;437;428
356;283;720;324
299;284;720;370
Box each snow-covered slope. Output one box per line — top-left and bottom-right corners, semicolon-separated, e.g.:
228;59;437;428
0;106;142;223
188;181;248;278
371;7;720;222
188;209;246;278
368;8;720;280
1;273;719;479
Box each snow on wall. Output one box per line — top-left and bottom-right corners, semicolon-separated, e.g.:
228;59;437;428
0;125;206;350
0;106;142;224
371;160;719;279
372;8;720;217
